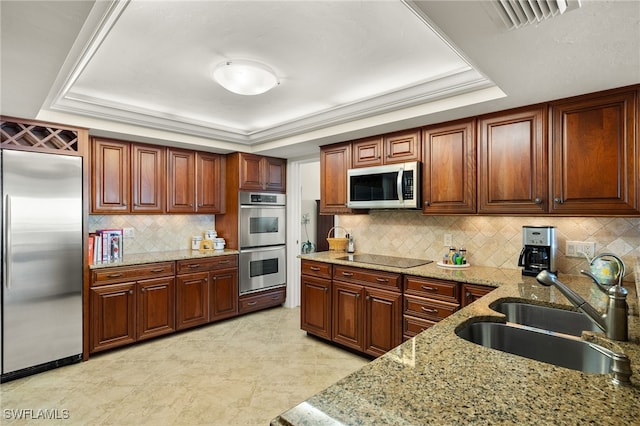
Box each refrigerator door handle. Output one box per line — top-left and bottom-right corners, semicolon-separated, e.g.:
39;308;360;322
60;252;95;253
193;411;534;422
4;194;11;290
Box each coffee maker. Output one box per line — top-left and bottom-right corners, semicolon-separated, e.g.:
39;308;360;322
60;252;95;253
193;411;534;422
518;226;557;276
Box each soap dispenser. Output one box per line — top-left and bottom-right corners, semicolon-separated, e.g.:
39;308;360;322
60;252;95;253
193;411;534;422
347;233;355;253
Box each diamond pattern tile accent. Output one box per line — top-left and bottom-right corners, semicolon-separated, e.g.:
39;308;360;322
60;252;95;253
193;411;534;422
338;212;640;281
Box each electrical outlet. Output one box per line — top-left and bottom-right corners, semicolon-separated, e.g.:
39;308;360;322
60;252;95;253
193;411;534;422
123;227;135;238
566;241;596;258
444;233;452;247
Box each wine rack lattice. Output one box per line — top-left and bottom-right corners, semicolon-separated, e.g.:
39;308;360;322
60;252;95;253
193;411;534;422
1;121;79;152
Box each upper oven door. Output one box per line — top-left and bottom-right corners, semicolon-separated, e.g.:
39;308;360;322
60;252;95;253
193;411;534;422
240;206;286;248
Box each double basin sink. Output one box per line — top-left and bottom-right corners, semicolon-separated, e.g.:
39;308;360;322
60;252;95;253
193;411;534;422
456;301;621;377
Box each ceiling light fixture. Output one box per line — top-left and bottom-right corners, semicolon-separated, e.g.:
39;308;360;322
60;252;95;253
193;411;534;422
212;60;279;96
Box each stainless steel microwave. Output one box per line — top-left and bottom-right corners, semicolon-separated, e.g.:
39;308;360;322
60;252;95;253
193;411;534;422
347;161;420;209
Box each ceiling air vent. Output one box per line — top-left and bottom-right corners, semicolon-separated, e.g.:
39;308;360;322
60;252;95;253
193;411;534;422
493;0;582;29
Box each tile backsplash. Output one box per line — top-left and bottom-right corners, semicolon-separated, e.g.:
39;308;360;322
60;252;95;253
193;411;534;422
337;212;640;282
89;215;215;254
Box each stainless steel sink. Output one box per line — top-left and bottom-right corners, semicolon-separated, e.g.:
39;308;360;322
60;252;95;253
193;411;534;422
456;321;612;374
492;301;601;337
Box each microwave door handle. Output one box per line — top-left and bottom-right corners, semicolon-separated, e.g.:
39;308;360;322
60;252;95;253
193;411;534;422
397;168;404;202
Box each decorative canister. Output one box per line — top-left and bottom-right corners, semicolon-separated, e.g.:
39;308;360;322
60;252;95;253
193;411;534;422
191;236;202;250
213;237;226;250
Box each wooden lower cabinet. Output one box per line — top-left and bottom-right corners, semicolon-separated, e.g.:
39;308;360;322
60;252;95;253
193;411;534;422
363;287;402;357
210;268;238;321
90;283;136;352
332;281;364;351
175;256;239;329
461;283;494;307
300;274;332;340
137;276;176;340
176;272;209;330
90;276;175;353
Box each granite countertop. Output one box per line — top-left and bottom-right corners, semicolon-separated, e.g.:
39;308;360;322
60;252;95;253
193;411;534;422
272;252;640;425
89;249;239;269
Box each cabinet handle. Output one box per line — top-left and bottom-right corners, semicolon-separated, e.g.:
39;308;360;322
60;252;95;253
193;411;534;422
271;295;280;300
217;260;230;264
554;197;564;204
341;272;354;277
376;278;389;283
534;198;542;204
421;285;437;292
247;301;258;306
310;266;321;271
421;307;438;313
188;264;201;269
107;273;123;278
150;268;164;273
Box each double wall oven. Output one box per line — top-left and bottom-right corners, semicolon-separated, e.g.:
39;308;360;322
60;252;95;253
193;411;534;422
238;192;286;295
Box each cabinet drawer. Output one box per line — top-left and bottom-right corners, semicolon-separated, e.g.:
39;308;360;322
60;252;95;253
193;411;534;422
301;260;332;279
403;295;459;321
239;287;286;314
404;276;459;303
403;315;437;338
91;262;175;286
176;255;238;274
333;265;401;291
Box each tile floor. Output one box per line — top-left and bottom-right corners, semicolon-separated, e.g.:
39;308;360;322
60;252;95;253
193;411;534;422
0;307;369;425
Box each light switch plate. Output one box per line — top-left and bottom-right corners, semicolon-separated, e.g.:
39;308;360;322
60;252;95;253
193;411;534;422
123;227;135;238
444;233;452;247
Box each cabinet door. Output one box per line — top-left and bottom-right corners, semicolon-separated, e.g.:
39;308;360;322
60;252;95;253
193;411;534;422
137;276;175;340
478;106;547;214
263;156;286;192
210;268;239;321
352;136;383;168
384;129;421;164
422;119;476;214
196;152;224;213
332;281;364;351
461;283;493;307
238;153;264;191
320;143;352;214
549;89;638;214
167;148;196;213
91;138;130;213
90;282;136;353
300;275;332;340
363;287;402;357
131;143;165;213
176;272;209;330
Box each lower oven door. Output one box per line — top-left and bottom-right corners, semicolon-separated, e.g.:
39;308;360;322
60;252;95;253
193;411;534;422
239;246;286;295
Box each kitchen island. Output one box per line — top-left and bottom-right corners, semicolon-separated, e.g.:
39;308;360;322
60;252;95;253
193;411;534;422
272;252;640;425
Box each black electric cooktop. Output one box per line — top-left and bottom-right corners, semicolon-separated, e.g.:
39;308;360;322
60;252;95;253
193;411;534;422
336;254;433;269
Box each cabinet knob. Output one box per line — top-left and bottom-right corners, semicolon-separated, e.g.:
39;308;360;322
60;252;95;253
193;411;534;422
128;290;133;295
554;197;564;204
365;295;370;300
424;201;430;207
324;287;329;292
534;198;542;204
141;287;145;292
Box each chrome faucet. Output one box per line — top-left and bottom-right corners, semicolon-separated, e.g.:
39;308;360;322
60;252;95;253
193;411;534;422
536;267;628;342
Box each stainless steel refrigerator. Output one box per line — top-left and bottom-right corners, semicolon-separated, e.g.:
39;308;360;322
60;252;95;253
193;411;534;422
1;149;83;382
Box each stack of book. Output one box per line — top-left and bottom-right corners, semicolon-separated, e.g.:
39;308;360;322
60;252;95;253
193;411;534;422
88;229;123;264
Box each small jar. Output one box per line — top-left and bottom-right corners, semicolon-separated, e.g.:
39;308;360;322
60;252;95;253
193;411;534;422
459;247;467;264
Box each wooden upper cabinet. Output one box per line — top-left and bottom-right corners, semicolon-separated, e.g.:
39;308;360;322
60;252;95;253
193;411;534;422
353;136;383;167
167;148;196;213
196;152;225;213
549;88;638;215
422;119;476;214
478;106;547;214
131;144;165;213
91;138;130;213
238;153;286;192
384;129;421;164
320;142;353;214
352;130;420;168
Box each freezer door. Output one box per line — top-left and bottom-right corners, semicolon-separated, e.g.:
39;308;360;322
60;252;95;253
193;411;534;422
1;150;83;375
